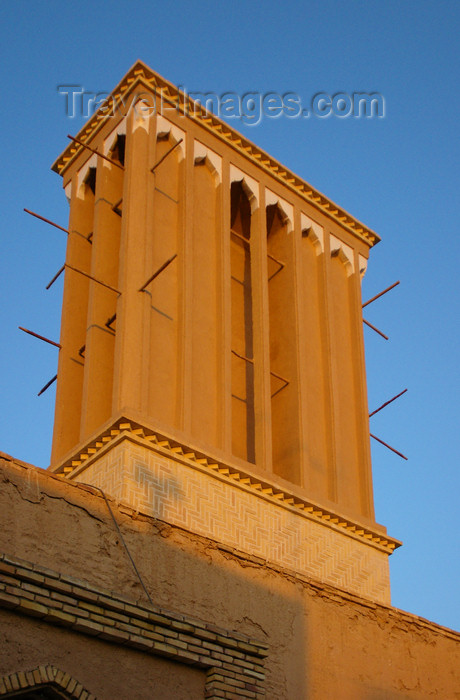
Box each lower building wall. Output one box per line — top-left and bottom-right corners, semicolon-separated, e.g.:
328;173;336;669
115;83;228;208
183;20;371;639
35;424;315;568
1;454;459;699
0;612;206;700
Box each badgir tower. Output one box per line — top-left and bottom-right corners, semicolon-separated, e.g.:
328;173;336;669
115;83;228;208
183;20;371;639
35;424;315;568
0;61;458;699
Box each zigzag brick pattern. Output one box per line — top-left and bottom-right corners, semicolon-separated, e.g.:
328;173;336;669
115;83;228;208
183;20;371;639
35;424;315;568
79;441;391;604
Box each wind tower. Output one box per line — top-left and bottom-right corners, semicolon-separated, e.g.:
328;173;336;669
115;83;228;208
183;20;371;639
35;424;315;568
49;61;400;604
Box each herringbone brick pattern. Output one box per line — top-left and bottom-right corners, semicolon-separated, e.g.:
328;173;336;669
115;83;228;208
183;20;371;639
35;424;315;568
79;441;391;604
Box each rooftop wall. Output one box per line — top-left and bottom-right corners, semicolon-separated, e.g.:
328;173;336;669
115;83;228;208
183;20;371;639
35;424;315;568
1;454;458;699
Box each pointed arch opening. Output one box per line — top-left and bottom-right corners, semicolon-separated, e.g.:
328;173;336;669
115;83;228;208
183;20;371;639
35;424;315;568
108;133;126;167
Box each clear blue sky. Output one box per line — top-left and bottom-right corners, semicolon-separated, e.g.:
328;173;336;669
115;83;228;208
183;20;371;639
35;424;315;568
1;1;459;631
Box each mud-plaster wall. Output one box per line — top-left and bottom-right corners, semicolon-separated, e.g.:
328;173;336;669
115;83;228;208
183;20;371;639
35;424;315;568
1;456;459;700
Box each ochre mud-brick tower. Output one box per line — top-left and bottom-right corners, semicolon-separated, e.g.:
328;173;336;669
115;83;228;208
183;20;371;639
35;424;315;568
49;61;400;605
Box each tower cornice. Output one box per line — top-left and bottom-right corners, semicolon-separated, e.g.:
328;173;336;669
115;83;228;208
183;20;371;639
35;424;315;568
52;60;380;248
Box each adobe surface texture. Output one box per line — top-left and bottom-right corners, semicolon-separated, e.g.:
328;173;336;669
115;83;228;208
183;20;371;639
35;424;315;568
1;454;459;699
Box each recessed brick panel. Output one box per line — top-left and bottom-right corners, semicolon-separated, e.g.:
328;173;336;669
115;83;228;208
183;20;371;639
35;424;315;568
77;439;391;604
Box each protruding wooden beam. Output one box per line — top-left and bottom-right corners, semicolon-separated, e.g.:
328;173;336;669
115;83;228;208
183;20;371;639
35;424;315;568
46;264;65;290
150;139;183;172
370;433;408;460
138;254;177;292
65;263;121;295
363;318;389;340
369;389;408;418
67;134;124;170
362;281;400;308
18;326;61;349
38;374;57;396
24;208;91;243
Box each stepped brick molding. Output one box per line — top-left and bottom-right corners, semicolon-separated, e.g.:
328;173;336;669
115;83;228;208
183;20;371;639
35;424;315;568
0;553;267;700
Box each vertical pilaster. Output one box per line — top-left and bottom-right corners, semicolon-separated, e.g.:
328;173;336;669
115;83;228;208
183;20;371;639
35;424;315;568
221;161;233;454
350;251;375;519
176;135;187;434
318;233;337;504
145;125;184;428
214;163;225;450
325;234;369;518
112;105;152;415
266;200;301;484
182;136;195;438
79;156;123;441
251;188;273;473
186;143;223;450
296;215;336;502
51;175;92;466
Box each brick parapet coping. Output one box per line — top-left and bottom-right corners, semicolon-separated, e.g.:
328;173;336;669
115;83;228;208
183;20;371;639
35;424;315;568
0;553;268;699
52;417;401;555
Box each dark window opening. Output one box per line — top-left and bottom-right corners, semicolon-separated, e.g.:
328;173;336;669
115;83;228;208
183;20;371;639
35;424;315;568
84;166;96;195
111;134;126;166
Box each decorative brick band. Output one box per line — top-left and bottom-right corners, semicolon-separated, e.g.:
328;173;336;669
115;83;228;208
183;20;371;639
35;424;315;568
0;553;267;699
53;418;401;555
49;418;398;604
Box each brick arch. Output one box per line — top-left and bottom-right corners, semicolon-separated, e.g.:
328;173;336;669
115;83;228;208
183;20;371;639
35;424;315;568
0;665;95;699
